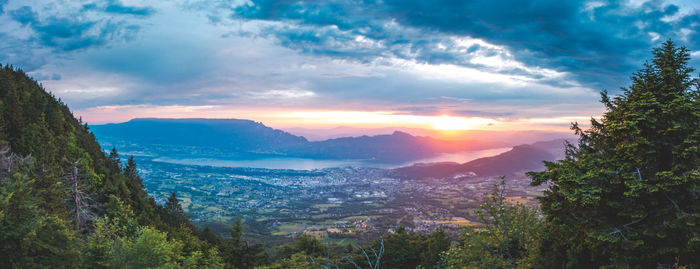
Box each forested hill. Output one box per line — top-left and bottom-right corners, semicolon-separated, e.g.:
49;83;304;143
0;65;226;267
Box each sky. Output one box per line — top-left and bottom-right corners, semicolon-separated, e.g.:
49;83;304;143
1;0;699;133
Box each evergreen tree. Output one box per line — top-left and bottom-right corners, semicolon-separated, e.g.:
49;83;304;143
123;156;140;184
222;218;268;268
201;226;223;246
108;147;120;169
422;229;451;268
0;148;81;268
528;40;700;268
165;192;184;225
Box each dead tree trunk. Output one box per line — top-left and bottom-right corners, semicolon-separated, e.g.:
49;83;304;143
72;161;80;228
63;158;95;230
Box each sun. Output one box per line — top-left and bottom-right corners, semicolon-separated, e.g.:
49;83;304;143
430;115;493;131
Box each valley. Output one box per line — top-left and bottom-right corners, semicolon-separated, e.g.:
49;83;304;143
118;144;553;242
91;118;564;243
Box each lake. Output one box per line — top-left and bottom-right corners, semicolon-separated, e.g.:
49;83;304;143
151;147;512;170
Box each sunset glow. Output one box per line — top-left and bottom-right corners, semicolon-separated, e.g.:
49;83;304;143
278;111;497;131
430;115;495;130
73;105;593;135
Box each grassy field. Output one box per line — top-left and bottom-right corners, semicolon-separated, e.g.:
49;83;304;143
432;217;478;227
270;216;372;236
341;216;370;221
272;223;307;236
312;203;341;212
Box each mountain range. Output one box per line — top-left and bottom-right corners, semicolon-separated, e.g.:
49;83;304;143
91;118;509;162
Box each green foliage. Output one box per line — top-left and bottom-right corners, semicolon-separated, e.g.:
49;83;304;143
123;156;140;184
85;196;224;269
165;192;185;226
266;233;347;269
222;218;269;268
201;226;224;246
109;226;183;269
274;233;325;258
528;40;700;267
257;252;317;269
0;151;81;268
0;65;225;268
369;226;450;269
441;181;542;269
267;223;449;269
183;248;226;269
84;196;140;268
108;147;120;170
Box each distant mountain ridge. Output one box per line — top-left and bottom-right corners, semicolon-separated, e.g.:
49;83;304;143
93;118;308;153
391;139;568;179
92;118;507;162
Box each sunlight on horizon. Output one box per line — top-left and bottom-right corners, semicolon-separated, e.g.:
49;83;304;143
75;105;591;134
278;111;498;131
430;115;495;130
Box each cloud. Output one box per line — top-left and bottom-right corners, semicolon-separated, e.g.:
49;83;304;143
9;5;35;25
226;0;700;89
27;71;61;81
247;89;316;99
5;2;152;54
3;0;696;130
83;0;156;17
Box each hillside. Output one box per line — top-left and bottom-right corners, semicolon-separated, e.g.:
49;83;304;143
0;65;225;267
392;139;567;179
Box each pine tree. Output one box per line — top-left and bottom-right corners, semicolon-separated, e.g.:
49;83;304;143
528;40;700;268
165;192;184;225
108;147;120;169
123;156;139;182
222;218;268;268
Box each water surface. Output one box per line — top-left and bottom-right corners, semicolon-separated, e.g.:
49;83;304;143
152;147;512;170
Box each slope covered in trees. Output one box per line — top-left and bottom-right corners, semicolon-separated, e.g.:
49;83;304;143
0;65;227;268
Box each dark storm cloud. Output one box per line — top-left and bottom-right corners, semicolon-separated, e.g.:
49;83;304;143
381;0;696;87
231;0;700;89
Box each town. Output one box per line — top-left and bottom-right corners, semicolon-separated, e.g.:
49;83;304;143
136;157;544;242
